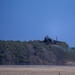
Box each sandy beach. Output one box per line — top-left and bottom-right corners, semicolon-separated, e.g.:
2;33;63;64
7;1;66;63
0;65;75;75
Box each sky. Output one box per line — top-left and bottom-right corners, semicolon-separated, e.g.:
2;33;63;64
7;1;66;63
0;0;75;47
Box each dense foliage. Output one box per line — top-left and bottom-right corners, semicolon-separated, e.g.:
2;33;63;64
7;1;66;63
0;39;75;65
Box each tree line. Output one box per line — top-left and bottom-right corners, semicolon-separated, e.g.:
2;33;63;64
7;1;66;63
0;40;75;65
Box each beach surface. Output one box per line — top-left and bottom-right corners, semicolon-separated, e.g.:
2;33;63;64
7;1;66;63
0;65;75;75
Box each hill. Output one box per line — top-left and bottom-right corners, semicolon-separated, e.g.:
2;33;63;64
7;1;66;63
0;36;75;65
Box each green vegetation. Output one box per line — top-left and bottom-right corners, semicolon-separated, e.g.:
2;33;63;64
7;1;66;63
0;37;75;65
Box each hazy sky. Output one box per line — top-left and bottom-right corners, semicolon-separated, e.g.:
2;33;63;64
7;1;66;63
0;0;75;47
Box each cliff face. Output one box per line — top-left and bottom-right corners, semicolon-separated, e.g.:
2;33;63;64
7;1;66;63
0;39;74;65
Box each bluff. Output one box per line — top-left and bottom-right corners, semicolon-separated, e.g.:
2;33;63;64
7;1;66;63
0;36;75;65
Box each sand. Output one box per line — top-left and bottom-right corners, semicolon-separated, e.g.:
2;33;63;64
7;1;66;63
0;65;75;75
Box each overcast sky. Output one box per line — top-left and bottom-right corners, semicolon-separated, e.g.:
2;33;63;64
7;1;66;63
0;0;75;47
